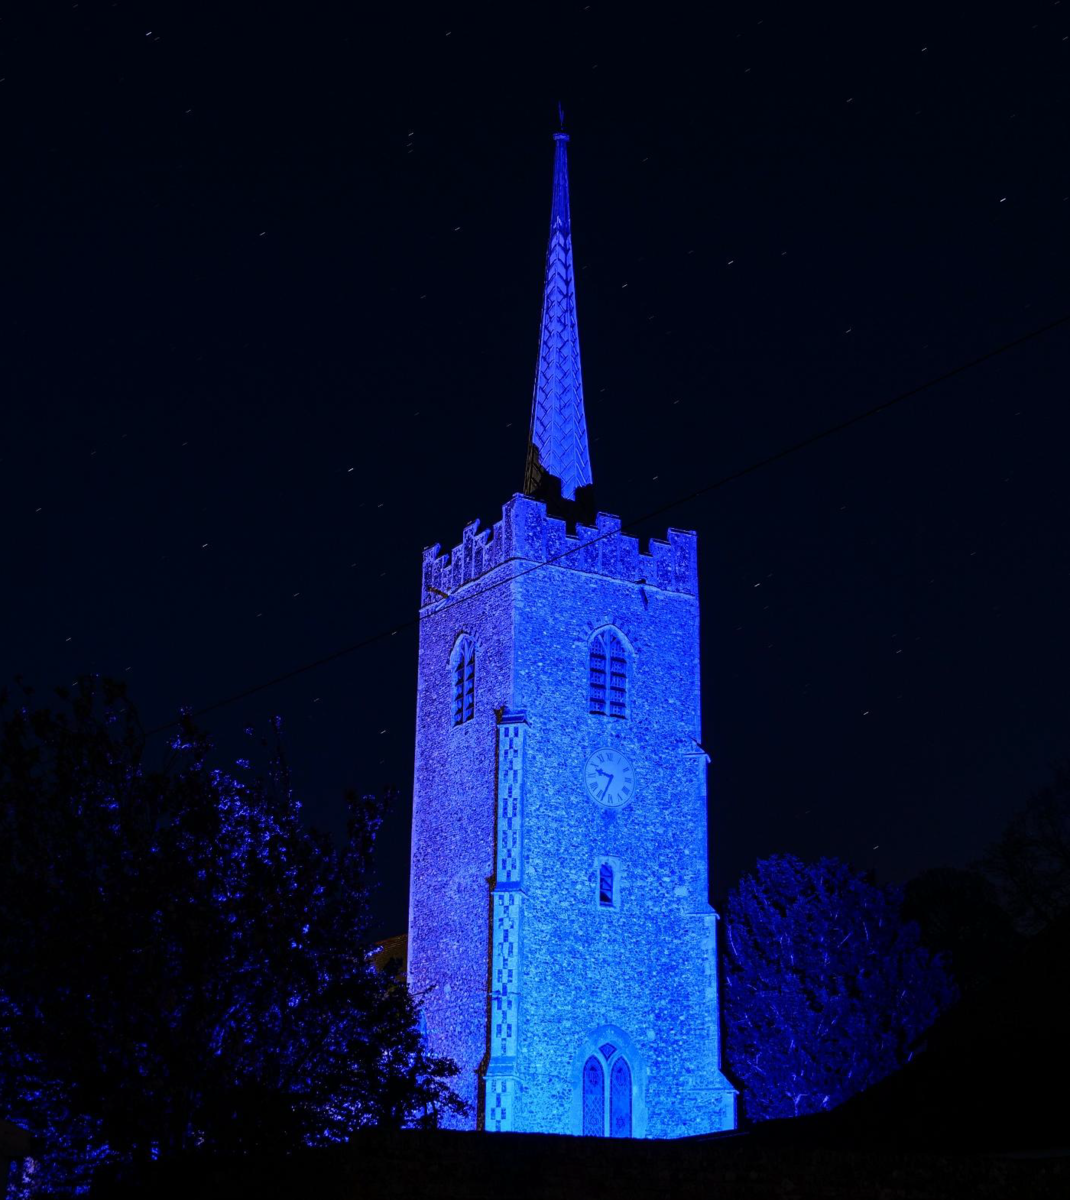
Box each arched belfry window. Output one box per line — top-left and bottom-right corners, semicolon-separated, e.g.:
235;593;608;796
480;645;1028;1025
580;1043;633;1137
450;636;476;727
589;629;628;718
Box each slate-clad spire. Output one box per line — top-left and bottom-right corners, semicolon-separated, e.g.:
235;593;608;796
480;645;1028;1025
523;130;594;504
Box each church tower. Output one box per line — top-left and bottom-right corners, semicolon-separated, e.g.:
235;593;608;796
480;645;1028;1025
407;129;736;1137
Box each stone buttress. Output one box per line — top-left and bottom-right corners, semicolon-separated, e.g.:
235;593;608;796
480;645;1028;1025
406;127;736;1137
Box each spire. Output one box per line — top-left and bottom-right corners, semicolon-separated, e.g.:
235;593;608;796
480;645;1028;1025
523;128;594;505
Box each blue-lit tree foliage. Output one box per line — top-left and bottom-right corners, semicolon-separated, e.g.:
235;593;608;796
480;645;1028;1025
0;679;462;1194
722;855;956;1122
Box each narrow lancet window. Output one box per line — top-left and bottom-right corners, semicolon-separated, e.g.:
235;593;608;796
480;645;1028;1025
582;1056;604;1136
608;633;627;717
451;636;476;726
610;1058;632;1137
589;637;607;714
589;629;628;717
598;861;616;908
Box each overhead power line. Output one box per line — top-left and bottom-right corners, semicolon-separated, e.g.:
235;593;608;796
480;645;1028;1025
146;310;1070;736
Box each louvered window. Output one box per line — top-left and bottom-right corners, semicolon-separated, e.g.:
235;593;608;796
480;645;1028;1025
589;630;628;718
608;634;627;718
589;638;607;714
451;636;476;727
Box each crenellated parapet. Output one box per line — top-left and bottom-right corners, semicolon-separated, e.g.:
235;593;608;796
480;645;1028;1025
421;493;698;608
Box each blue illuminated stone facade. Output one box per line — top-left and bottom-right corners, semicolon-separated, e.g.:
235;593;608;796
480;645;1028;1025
407;132;736;1138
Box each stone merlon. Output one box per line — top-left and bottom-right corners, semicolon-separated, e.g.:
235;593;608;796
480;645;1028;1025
421;493;698;608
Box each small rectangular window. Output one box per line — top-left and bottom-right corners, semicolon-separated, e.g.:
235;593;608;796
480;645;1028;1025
598;860;616;908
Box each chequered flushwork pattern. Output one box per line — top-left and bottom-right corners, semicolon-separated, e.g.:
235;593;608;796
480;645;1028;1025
523;133;593;503
410;134;736;1135
483;714;527;1131
497;721;525;882
411;521;739;1136
496;556;737;1137
491;893;520;1049
486;1076;515;1133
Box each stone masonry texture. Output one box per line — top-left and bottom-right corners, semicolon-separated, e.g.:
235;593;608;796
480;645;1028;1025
408;494;736;1137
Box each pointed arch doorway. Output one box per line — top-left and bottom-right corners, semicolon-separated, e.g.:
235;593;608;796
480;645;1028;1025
570;1026;648;1136
581;1042;633;1137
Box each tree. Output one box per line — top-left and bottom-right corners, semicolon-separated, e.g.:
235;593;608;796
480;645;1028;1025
979;761;1070;935
902;866;1022;994
722;855;955;1123
0;678;462;1195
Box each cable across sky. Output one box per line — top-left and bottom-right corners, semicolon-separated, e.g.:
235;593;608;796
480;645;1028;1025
146;309;1070;736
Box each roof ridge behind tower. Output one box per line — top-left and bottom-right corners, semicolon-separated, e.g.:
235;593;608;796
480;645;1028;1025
523;128;595;520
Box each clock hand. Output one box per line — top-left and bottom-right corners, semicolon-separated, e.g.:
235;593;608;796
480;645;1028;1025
600;774;615;801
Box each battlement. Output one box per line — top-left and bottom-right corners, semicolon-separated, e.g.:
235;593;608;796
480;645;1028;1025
420;493;698;608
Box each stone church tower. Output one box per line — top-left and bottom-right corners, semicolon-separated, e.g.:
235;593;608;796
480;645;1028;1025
407;130;736;1137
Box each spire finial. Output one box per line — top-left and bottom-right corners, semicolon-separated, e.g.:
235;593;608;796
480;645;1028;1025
558;100;566;131
523;124;593;506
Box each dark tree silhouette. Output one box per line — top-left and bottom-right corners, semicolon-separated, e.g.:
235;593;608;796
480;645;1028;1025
0;679;462;1195
979;760;1070;935
902;866;1023;994
722;855;955;1122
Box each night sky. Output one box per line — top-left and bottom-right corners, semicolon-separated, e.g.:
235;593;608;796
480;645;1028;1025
5;3;1070;937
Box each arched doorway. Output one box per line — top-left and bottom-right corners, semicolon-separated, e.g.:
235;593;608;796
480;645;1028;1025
580;1042;632;1137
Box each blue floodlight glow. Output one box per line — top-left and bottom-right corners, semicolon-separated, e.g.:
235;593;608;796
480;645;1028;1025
406;129;737;1138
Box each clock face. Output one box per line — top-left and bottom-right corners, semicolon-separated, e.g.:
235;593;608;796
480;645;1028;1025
584;748;636;809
